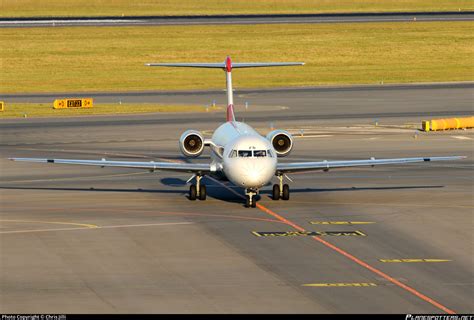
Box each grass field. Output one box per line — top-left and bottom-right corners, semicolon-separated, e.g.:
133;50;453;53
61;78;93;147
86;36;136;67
0;22;473;93
0;103;219;118
1;0;472;17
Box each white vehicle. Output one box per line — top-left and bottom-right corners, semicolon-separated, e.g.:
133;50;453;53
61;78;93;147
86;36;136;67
11;56;464;207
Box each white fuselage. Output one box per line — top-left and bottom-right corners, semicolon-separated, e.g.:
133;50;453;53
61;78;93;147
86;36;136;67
211;121;277;189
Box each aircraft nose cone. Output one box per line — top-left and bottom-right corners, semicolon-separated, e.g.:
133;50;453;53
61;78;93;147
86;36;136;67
241;163;268;187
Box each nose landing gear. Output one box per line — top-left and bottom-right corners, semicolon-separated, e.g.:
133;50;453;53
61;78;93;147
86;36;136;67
272;174;289;200
189;175;207;201
245;188;258;208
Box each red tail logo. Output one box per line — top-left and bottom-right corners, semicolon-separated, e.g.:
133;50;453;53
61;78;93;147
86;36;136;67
225;56;232;72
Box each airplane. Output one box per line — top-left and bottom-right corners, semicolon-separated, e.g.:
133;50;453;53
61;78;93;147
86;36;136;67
10;56;465;208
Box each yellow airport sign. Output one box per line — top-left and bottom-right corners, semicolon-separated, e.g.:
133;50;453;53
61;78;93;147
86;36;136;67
252;230;367;237
422;117;474;131
379;259;451;263
0;101;4;112
302;283;377;287
54;98;93;109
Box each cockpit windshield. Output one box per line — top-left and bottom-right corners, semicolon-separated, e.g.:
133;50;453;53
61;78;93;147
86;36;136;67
253;150;267;157
229;150;272;158
238;150;252;157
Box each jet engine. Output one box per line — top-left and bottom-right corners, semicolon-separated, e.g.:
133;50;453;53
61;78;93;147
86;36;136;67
266;130;293;157
179;130;204;157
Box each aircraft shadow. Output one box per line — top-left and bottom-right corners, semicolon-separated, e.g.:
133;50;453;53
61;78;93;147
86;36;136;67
0;184;443;208
260;185;444;199
0;186;184;194
0;177;245;204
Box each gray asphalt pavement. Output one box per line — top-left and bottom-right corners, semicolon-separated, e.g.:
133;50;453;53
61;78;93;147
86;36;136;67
2;83;473;129
1;12;473;28
0;84;473;313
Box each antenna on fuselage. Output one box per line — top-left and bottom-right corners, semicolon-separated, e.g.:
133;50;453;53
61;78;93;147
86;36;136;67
145;57;304;122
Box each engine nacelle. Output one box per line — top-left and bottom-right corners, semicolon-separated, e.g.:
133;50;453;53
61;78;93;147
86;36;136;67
179;130;204;158
266;129;293;157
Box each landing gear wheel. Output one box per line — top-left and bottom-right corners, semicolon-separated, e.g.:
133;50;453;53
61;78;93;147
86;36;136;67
245;188;258;208
282;184;290;200
189;184;197;200
199;184;207;200
272;184;280;200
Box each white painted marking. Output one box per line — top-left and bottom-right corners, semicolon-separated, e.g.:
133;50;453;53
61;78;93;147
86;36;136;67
0;222;193;234
0;227;97;234
452;136;472;140
99;222;193;229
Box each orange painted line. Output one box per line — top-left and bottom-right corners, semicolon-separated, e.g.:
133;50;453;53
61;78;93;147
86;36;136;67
177;162;455;313
256;202;455;314
208;176;455;314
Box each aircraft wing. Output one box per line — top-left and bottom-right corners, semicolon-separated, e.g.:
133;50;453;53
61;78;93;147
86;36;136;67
9;158;213;174
276;156;465;174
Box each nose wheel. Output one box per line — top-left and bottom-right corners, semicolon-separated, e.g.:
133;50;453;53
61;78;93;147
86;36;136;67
245;188;257;208
272;174;290;200
189;175;206;201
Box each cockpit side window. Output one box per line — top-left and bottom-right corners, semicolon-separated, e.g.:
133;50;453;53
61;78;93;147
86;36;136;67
229;150;237;158
238;150;252;158
253;150;267;157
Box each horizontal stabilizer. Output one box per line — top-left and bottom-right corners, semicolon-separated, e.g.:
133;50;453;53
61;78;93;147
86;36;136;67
145;62;304;69
146;63;227;68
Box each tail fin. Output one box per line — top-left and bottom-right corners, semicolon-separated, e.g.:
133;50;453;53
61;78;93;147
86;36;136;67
146;56;304;122
227;104;235;122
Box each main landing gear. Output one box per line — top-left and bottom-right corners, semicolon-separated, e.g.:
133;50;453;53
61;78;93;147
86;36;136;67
189;175;207;201
245;188;258;208
272;174;289;201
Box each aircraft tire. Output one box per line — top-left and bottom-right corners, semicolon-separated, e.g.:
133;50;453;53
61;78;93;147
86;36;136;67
199;184;207;200
282;184;290;200
251;199;257;208
189;184;197;200
272;184;280;200
245;195;251;208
